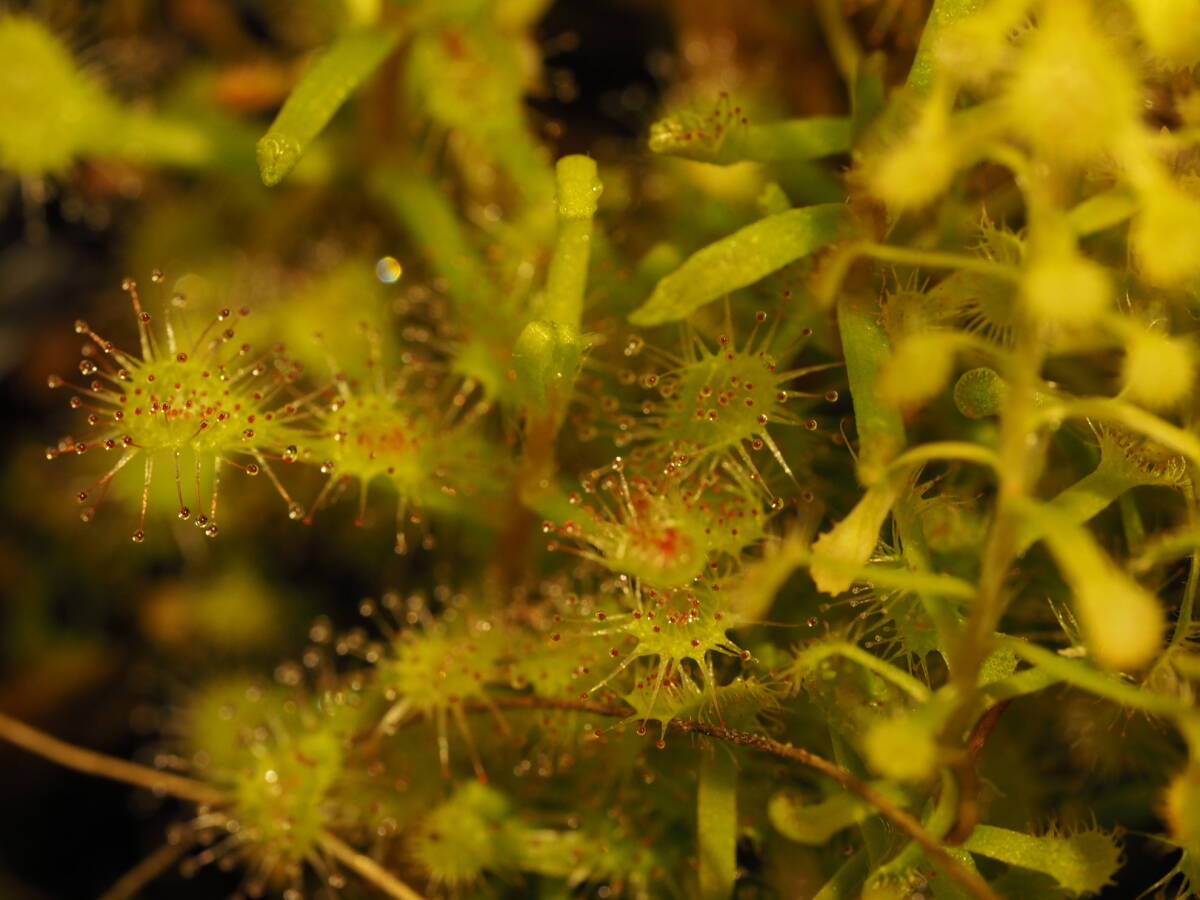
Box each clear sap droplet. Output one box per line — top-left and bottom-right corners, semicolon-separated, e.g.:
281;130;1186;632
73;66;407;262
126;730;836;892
287;503;305;520
375;256;403;283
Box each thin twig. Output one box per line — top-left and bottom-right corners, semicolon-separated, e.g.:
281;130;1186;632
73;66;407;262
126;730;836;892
99;833;194;900
0;710;225;806
0;711;428;900
317;830;426;900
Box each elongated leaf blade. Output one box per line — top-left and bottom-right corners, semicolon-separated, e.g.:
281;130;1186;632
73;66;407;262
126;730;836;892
630;203;857;326
257;27;399;187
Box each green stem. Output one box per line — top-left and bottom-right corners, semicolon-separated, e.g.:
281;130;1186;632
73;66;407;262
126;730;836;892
874;768;959;880
1171;485;1200;650
815;0;861;86
1014;462;1138;557
947;239;1045;757
698;748;738;900
892;481;963;664
999;638;1190;719
812;848;870;900
828;729;889;867
793;641;932;702
803;554;979;601
819;241;1018;314
514;156;603;500
885;441;1001;476
543;155;601;328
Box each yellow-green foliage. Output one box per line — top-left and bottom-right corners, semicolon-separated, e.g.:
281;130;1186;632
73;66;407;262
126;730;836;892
0;16;112;175
21;1;1200;899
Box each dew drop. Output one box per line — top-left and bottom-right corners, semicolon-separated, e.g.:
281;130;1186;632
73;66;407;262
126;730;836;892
375;256;403;283
131;530;145;543
288;503;305;520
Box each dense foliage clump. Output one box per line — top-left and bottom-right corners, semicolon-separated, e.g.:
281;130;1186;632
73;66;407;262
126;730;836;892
10;1;1200;898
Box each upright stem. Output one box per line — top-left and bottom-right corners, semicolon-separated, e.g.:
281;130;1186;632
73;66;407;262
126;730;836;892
697;748;738;900
1171;484;1200;649
542;155;601;328
516;155;602;504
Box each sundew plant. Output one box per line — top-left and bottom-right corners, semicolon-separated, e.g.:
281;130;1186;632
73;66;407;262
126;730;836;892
11;0;1200;898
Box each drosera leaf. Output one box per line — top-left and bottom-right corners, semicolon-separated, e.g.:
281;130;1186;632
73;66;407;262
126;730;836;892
629;203;859;327
648;107;852;166
851;52;887;140
769;781;908;845
906;0;988;96
1067;187;1138;237
963;824;1122;896
257;27;400;187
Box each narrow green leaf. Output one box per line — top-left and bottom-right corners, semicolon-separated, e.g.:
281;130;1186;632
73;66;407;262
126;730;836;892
1067;187;1137;237
907;0;987;96
838;293;906;483
649;110;850;165
964;825;1121;896
630;203;857;326
257;27;399;187
813;849;870;900
1134;525;1200;572
769;785;895;845
698;750;737;900
851;52;887;139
